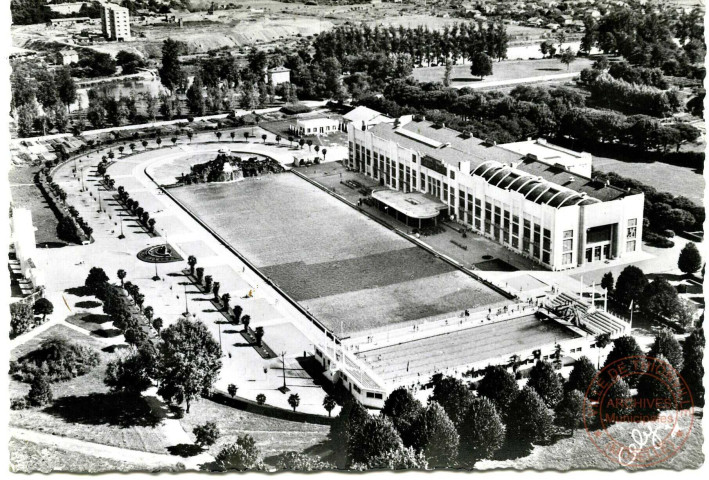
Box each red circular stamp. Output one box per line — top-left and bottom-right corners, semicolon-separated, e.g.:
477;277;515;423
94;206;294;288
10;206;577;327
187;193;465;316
583;355;694;468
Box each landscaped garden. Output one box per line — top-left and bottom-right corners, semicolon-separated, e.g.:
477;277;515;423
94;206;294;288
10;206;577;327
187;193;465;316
171;172;507;334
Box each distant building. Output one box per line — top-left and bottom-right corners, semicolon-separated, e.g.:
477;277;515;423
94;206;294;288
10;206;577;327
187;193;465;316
292;117;340;136
48;17;91;26
267;66;291;86
48;2;87;15
57;49;79;65
101;2;132;41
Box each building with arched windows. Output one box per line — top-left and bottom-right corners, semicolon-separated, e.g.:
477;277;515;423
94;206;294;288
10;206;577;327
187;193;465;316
347;111;644;271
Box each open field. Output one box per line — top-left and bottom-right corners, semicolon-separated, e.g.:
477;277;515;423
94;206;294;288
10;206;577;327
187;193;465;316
171;172;506;334
479;409;704;470
178;397;329;460
412;57;594;87
9;325;172;455
357;315;578;382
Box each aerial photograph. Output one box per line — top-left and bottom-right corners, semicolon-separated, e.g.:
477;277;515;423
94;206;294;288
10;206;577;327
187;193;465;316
3;0;706;474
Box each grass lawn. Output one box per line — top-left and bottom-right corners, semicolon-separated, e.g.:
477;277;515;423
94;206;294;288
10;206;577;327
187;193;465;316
9;438;159;473
172;173;505;334
412;57;594;86
65;312;123;339
178;397;330;461
478;409;703;470
593;154;704;206
9;324;172;455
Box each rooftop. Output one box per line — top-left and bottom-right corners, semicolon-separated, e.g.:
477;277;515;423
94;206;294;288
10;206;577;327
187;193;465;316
343;106;392;126
499;138;590;165
372;189;446;219
368;119;631;204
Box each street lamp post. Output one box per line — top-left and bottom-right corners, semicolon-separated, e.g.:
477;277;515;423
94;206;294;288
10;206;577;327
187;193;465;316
184;283;189;315
278;351;290;394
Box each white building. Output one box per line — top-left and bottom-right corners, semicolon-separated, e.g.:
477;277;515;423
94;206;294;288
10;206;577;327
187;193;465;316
348;112;645;271
267;66;291;86
292;117;340;136
499;138;593;178
101;2;132;41
11;208;44;290
342;106;396;131
48;2;87;15
57;49;79;66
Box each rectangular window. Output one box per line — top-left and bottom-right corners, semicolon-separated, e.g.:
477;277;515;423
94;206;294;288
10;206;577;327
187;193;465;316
627;240;636;252
449;170;455;180
564;230;573;239
627;219;637;239
562;252;573;265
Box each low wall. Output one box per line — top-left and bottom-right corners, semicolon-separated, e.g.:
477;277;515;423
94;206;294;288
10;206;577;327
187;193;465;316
208;392;334;426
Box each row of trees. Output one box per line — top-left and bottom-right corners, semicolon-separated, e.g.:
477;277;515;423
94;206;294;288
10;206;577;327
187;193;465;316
327;326;704;470
584;72;681;118
360;78;702;162
313;22;508;68
116;186;157;234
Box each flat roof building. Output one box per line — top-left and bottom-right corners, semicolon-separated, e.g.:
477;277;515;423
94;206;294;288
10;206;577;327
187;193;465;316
342;106;396;130
101;2;131;41
292;117;340;136
348;111;644;271
267;66;290;86
57;49;79;65
499;138;593;178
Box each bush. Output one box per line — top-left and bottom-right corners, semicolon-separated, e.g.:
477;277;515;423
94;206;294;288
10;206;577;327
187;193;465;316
280;104;313;115
10;397;29;410
194;421;220;447
643;231;675;248
10;302;34;339
662;229;676;238
10;338;101;383
27;375;53;407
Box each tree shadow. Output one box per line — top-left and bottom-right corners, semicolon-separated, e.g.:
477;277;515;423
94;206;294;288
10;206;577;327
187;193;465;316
167;444;203;457
44;392;168;428
222;329;241;334
82;313;112;324
167;272;187;277
65;286;92;297
92;328;123;338
102;344;131;353
537;68;563;72
37;241;66;249
74;300;102;309
232;342;253;347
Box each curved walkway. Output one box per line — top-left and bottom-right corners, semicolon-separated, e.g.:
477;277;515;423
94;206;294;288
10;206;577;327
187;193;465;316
10;428;199;470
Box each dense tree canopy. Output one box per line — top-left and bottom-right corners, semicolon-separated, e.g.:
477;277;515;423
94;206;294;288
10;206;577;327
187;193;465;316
155;316;221;413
